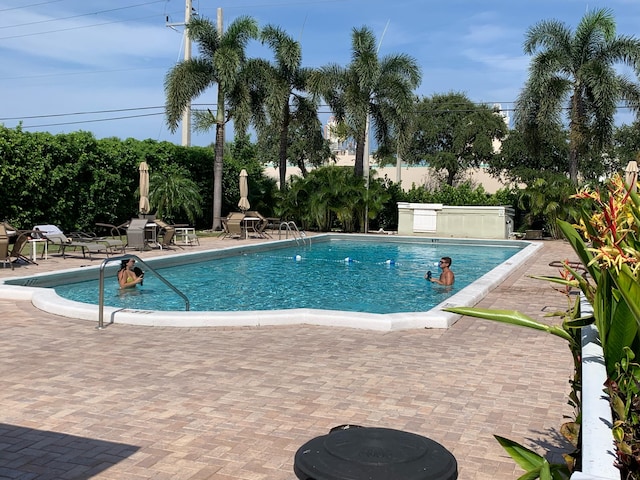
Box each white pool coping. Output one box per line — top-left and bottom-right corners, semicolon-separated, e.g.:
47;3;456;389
0;235;543;331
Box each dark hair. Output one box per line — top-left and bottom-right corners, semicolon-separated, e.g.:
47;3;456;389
441;256;452;266
119;259;128;271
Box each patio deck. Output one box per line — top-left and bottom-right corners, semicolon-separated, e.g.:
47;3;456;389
0;235;578;479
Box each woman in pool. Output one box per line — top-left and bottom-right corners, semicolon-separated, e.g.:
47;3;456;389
118;258;144;289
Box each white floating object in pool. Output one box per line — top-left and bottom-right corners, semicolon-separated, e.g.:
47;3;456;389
385;259;395;265
344;257;352;263
294;255;302;261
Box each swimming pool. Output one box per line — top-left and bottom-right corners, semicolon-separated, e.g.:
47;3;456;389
55;238;520;314
0;234;542;330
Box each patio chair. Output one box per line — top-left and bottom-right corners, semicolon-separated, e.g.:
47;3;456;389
9;231;35;264
2;221;18;240
126;218;149;251
44;232;108;260
154;219;177;249
246;211;271;238
0;224;13;269
185;231;199;245
222;212;245;239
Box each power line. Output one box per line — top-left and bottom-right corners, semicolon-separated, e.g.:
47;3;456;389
4;102;637;130
0;0;343;40
0;102;632;121
20;112;165;129
0;1;165;30
0;12;162;40
0;106;165;121
0;0;66;14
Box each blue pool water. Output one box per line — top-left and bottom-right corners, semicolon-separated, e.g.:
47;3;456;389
53;239;523;315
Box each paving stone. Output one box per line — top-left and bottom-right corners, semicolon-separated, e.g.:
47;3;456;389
0;238;579;479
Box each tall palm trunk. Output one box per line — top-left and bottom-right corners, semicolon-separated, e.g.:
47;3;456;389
278;102;290;191
354;131;366;177
213;122;224;230
568;91;584;185
212;87;225;231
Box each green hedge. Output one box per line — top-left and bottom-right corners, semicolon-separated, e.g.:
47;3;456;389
0;126;276;232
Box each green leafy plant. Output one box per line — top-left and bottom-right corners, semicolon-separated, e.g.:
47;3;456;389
445;173;640;478
494;435;570;480
280;166;389;232
608;346;640;472
149;164;203;224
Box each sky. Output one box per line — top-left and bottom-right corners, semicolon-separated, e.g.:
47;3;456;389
1;0;639;147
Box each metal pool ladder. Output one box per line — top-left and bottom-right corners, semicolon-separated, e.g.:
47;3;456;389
278;221;308;246
97;254;190;330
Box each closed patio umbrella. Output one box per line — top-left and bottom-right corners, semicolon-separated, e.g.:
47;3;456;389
139;161;150;214
625;160;638;193
238;169;250;212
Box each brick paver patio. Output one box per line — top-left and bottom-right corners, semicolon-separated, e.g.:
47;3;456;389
0;236;578;479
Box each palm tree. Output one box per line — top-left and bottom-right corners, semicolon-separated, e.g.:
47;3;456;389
164;16;258;230
310;26;421;177
149;164;203;225
515;7;640;185
250;25;319;191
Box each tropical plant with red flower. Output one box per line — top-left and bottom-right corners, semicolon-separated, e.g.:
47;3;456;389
446;173;640;478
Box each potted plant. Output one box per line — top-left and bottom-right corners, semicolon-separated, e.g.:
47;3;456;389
445;173;640;479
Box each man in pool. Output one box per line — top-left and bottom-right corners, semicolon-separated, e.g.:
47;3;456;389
118;258;144;289
425;256;454;286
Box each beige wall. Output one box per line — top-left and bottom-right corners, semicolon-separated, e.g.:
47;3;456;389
264;154;515;194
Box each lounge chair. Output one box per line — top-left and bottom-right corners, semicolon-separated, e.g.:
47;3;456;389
98;238;126;255
68;231;108;243
44;232;108;260
222;212;245;239
0;224;13;269
68;229;125;255
95;222;128;240
34;224;63;236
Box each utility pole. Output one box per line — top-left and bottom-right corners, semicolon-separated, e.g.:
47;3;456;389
166;0;193;146
181;0;192;146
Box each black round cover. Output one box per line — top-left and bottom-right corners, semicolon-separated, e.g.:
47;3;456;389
294;426;457;480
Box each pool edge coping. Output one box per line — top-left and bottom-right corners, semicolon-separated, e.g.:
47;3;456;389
0;235;544;331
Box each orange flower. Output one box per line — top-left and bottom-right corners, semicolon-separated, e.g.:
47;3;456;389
576;175;640;275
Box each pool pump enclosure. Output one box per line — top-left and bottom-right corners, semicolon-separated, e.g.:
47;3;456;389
397;203;515;239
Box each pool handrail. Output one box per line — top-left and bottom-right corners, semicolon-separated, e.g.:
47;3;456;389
278;221;307;246
97;254;190;329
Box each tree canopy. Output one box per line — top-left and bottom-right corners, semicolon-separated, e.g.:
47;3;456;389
515;7;640;184
164;15;259;230
404;93;508;185
309;26;421;178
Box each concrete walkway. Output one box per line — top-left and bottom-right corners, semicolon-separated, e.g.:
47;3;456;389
0;236;579;479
